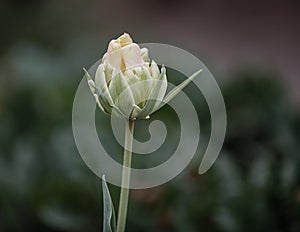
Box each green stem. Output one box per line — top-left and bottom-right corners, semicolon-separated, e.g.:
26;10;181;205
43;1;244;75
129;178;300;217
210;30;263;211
117;120;134;232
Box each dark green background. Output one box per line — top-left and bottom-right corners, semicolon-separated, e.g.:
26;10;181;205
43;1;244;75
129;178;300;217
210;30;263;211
0;0;299;231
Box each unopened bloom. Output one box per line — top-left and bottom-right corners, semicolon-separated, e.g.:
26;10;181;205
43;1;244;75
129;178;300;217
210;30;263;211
85;33;202;120
106;33;145;72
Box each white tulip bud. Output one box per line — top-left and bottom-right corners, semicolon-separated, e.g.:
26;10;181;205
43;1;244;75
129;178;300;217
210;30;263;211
85;33;203;120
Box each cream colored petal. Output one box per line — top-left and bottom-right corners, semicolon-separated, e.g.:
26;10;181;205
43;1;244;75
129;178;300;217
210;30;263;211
121;43;144;69
130;78;153;109
140;66;152;80
111;67;119;78
151;60;160;79
107;39;121;52
132;66;153;108
109;71;135;118
124;67;152;109
103;61;113;83
119;33;133;46
84;68;107;113
135;67;167;118
106;45;122;70
124;69;139;85
141;48;149;62
133;66;143;76
95;64;113;106
155;66;167;102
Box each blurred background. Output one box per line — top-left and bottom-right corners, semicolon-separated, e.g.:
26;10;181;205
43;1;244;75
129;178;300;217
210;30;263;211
0;0;300;231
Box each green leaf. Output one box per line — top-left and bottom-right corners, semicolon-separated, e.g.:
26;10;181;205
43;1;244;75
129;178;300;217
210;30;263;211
152;69;203;113
102;175;116;232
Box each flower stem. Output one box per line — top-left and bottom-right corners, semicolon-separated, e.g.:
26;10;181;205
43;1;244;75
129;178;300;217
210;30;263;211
117;119;134;232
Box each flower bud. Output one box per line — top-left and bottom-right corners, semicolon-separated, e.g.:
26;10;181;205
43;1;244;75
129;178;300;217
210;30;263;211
85;33;202;120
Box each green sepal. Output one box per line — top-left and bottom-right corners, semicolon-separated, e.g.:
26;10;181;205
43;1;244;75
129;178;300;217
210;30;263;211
84;68;112;115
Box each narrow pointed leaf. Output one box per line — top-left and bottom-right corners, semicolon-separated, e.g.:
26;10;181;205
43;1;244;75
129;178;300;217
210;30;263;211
153;69;203;112
102;175;116;232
